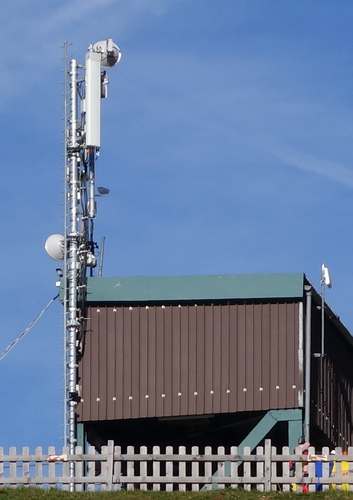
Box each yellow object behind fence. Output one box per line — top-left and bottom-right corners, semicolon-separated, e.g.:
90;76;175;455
331;460;349;491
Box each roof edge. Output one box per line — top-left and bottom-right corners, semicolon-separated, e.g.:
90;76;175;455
86;272;305;303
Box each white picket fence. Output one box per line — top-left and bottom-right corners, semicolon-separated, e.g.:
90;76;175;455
0;440;352;492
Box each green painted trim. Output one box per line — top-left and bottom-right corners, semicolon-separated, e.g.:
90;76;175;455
86;273;304;303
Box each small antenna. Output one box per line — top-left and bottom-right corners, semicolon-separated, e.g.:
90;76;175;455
321;263;332;288
320;263;332;357
98;236;106;277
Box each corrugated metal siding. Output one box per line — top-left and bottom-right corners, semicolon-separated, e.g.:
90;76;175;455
77;301;301;422
311;303;353;447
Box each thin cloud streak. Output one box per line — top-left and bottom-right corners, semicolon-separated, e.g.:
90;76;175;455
273;148;353;189
0;0;175;102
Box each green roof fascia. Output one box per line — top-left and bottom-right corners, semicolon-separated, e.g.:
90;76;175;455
86;273;304;303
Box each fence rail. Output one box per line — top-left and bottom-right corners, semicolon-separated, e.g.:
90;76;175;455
0;440;353;492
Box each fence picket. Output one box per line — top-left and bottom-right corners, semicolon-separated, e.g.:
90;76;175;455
217;446;225;489
87;445;96;492
152;446;160;491
281;446;290;492
106;440;114;491
75;445;83;492
140;446;147;491
22;447;30;486
61;447;69;492
271;446;277;491
244;446;251;491
126;445;135;491
293;445;301;491
307;446;316;492
47;446;56;489
335;447;343;492
204;446;212;490
9;447;17;486
230;446;238;490
256;446;264;491
264;439;271;492
320;446;330;492
178;446;186;491
34;446;43;482
191;446;199;491
166;446;173;491
113;445;121;491
100;444;108;492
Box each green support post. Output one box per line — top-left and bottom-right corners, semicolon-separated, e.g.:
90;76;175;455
288;414;303;451
76;422;87;452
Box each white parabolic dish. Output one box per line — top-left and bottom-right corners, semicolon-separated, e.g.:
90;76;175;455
45;234;65;261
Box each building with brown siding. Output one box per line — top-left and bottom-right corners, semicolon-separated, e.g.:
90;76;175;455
76;273;353;451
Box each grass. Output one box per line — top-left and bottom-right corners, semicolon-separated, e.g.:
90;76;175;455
0;490;352;499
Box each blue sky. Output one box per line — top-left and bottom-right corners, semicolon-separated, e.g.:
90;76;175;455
0;0;353;449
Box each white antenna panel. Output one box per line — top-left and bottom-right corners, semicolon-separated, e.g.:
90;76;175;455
45;234;65;261
85;52;101;147
321;264;332;288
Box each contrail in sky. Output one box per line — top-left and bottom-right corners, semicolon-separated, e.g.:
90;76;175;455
273;148;353;189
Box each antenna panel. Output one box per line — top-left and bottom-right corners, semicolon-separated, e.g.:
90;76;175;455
85;52;101;147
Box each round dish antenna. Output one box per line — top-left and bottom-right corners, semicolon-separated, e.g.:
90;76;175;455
97;186;110;196
45;234;65;261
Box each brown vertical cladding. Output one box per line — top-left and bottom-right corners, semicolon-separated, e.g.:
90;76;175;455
310;300;353;447
77;301;301;422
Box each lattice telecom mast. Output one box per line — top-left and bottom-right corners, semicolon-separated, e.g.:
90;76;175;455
45;39;121;457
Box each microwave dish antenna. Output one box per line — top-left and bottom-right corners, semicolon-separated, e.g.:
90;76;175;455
97;186;110;195
45;234;65;261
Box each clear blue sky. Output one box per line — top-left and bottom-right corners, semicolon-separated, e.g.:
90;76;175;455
0;0;353;450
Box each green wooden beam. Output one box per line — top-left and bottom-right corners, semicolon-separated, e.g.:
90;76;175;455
234;409;303;455
205;409;303;490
